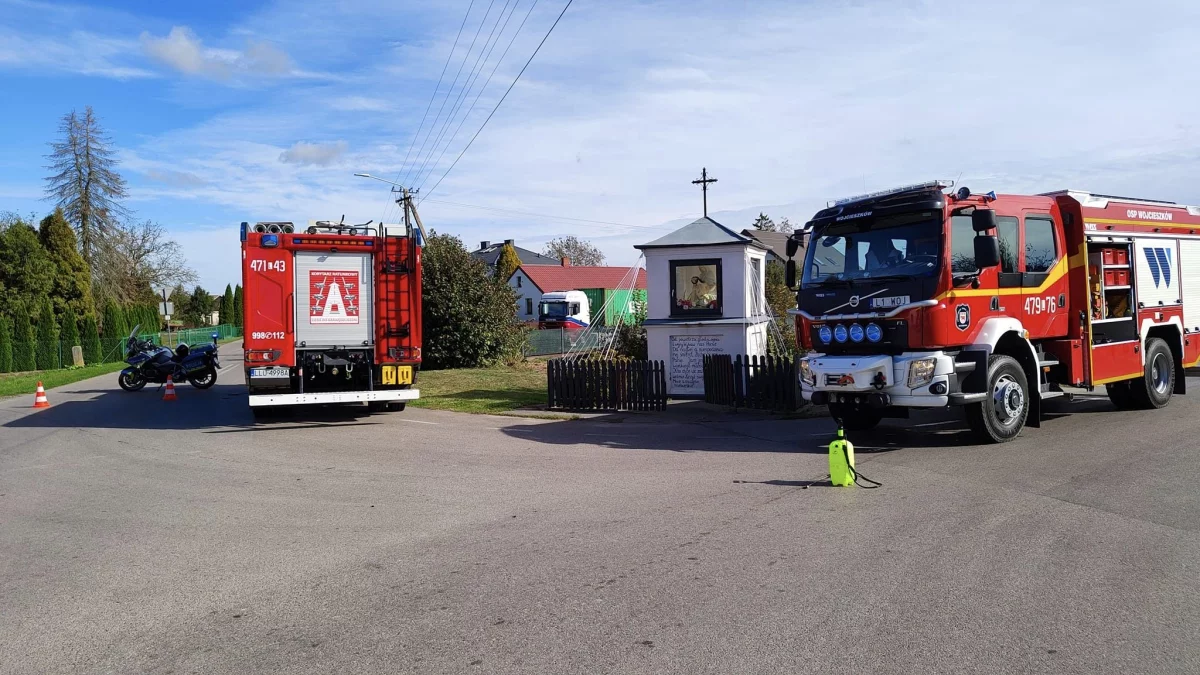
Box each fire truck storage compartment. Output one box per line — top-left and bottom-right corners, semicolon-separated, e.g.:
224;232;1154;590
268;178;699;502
294;251;373;346
1088;240;1136;344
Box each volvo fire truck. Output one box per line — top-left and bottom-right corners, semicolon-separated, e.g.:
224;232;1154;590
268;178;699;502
785;181;1200;442
240;214;422;416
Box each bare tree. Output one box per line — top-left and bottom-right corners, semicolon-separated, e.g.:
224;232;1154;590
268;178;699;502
542;236;606;266
44;107;129;264
93;220;196;305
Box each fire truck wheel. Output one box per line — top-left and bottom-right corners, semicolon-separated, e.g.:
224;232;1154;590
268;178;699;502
1105;381;1137;410
828;403;882;431
966;355;1029;444
1130;338;1174;410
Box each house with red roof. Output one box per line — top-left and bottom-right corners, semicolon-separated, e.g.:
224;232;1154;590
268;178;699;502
509;258;648;327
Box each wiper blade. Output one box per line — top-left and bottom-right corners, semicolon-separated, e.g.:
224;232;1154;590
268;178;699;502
860;274;913;282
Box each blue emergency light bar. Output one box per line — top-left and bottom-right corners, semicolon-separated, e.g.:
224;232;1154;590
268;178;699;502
261;234;280;247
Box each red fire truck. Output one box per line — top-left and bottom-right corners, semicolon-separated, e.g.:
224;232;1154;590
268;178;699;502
785;181;1200;442
240;213;423;416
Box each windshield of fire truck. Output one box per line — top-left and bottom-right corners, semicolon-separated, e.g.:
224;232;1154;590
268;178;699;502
802;210;942;284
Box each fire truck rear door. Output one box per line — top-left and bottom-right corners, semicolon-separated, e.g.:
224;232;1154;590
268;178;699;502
294;251;374;347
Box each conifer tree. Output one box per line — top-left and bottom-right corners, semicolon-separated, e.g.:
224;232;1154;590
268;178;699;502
11;303;35;372
36;296;60;369
81;314;102;365
0;315;13;373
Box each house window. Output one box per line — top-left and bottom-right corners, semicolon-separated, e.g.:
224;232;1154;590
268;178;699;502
516;275;522;288
669;259;722;317
525;298;533;315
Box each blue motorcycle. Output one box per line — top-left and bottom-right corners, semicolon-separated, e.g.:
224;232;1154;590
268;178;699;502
117;325;221;392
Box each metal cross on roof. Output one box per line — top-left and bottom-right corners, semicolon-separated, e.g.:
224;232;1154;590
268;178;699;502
692;167;718;217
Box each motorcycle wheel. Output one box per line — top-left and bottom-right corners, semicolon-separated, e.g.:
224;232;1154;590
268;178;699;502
188;367;218;389
118;371;147;392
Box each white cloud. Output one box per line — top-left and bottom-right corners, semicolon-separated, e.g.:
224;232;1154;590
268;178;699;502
140;25;294;80
144;169;208;187
111;0;1200;286
278;140;349;166
0;28;153;79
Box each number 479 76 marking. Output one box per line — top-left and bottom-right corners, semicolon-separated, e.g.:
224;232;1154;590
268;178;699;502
1025;296;1057;315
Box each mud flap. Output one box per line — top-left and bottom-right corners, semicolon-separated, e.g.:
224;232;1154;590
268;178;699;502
1028;393;1041;428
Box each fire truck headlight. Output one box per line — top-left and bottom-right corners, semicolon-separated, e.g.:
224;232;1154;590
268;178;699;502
866;323;883;343
848;323;865;343
833;324;849;343
817;325;833;344
907;357;937;389
799;359;815;386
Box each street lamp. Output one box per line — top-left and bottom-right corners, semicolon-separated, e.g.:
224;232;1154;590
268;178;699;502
354;173;407;191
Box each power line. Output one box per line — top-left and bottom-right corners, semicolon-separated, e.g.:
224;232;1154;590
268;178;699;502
401;0;498;189
415;0;540;193
421;0;574;201
409;0;519;190
384;0;475;223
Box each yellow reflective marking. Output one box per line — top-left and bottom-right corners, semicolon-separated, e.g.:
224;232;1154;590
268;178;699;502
1093;372;1143;386
938;256;1069;300
381;365;397;385
396;366;413;384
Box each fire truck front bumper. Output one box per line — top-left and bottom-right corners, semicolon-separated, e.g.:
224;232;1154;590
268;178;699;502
248;389;421;407
800;352;958;408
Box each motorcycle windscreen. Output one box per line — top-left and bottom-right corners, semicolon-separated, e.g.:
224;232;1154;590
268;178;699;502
294;251;373;347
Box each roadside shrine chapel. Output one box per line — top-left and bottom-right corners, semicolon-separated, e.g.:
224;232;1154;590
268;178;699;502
635;216;772;397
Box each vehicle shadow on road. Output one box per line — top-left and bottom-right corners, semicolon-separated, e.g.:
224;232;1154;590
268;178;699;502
3;383;379;432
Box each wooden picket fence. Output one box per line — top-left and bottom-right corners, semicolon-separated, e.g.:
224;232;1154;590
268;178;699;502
547;358;668;411
703;354;800;411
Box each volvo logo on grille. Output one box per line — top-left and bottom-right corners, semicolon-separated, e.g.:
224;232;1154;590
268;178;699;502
848;295;860;308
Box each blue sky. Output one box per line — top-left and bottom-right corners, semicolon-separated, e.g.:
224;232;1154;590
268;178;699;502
2;0;1200;292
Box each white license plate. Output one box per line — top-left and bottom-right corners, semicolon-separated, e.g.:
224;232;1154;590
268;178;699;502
871;295;910;309
250;367;290;378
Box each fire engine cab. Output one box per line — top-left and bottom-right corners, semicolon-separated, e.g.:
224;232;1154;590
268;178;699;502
785;181;1200;442
240;217;422;416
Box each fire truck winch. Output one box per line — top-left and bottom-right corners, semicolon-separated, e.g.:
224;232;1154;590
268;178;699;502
785;181;1200;443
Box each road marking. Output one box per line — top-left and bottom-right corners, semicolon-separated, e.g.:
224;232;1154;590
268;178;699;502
395;418;439;425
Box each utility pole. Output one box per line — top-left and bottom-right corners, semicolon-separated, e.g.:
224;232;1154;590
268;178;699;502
692;167;717;217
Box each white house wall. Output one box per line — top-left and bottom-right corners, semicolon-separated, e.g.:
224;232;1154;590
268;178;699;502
508;270;543;321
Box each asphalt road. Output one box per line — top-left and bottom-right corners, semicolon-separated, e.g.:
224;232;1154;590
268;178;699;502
2;346;1199;674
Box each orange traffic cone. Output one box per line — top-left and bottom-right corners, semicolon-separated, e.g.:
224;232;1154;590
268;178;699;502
163;375;178;401
32;381;50;409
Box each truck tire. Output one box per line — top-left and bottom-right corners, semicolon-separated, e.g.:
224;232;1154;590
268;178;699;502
966;355;1029;444
1130;338;1174;410
1105;381;1137;410
828;403;882;431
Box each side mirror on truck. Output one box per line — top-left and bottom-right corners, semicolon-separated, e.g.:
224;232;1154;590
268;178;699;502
786;236;800;258
785;259;798;289
971;208;998;232
975;235;1001;269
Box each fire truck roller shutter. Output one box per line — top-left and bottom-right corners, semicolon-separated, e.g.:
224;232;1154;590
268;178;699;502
1134;238;1181;308
1180;240;1200;334
294;251;374;347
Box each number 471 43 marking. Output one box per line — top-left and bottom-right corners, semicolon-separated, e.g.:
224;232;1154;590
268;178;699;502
1024;296;1057;315
250;259;286;273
